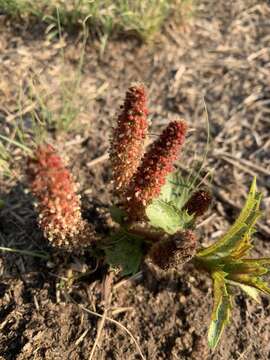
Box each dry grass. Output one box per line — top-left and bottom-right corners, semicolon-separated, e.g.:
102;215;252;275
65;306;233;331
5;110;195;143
0;0;193;174
0;1;270;359
0;0;193;41
0;27;96;177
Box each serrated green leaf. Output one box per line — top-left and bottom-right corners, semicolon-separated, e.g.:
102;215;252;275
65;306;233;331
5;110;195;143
146;199;193;234
158;172;193;210
110;206;127;224
197;178;261;259
226;279;261;303
237;283;261;302
208;271;231;349
252;279;270;296
198;226;249;260
104;230;144;276
228;273;270;297
192;179;270;349
158;173;176;203
223;260;268;276
241;258;270;268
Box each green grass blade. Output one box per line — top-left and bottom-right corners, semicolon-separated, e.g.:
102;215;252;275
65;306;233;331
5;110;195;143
0;246;49;260
0;134;32;155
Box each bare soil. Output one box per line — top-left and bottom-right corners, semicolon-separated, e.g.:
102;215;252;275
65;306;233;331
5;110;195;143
0;1;270;359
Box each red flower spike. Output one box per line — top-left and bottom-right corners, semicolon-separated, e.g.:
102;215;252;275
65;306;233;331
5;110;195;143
110;83;149;195
125;120;187;220
149;230;197;271
27;145;94;249
184;189;212;218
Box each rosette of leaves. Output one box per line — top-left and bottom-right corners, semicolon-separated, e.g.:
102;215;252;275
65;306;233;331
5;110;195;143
194;178;270;349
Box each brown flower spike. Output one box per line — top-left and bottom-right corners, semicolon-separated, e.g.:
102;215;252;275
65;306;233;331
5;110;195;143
125;120;187;220
27;145;93;249
184;189;212;218
148;230;197;271
110;83;148;195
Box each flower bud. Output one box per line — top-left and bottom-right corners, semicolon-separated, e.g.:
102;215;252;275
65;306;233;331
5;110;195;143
184;189;211;218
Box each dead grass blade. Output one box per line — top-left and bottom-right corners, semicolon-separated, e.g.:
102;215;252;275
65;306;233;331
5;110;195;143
88;271;114;360
65;292;146;360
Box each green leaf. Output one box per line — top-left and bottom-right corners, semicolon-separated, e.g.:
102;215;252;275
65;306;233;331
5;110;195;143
192;179;270;349
110;206;127;225
226;279;261;303
236;283;261;302
252;278;270;296
227;273;270;297
208;271;231;349
158;172;193;210
241;258;270;268
104;230;144;276
197;178;261;259
146;199;193;234
223;260;269;276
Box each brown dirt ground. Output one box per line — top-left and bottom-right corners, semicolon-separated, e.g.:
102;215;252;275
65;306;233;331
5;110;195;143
1;0;270;359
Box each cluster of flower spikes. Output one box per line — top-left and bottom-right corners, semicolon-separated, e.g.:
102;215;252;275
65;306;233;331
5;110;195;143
110;83;148;196
110;84;214;269
124;120;188;220
27;144;94;249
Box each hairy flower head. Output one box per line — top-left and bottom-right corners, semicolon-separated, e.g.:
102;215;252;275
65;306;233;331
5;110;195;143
148;230;197;270
27;144;94;249
110;83;149;195
125;120;187;220
184;189;212;218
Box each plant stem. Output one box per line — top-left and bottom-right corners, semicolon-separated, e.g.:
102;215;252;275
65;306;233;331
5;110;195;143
0;246;49;260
